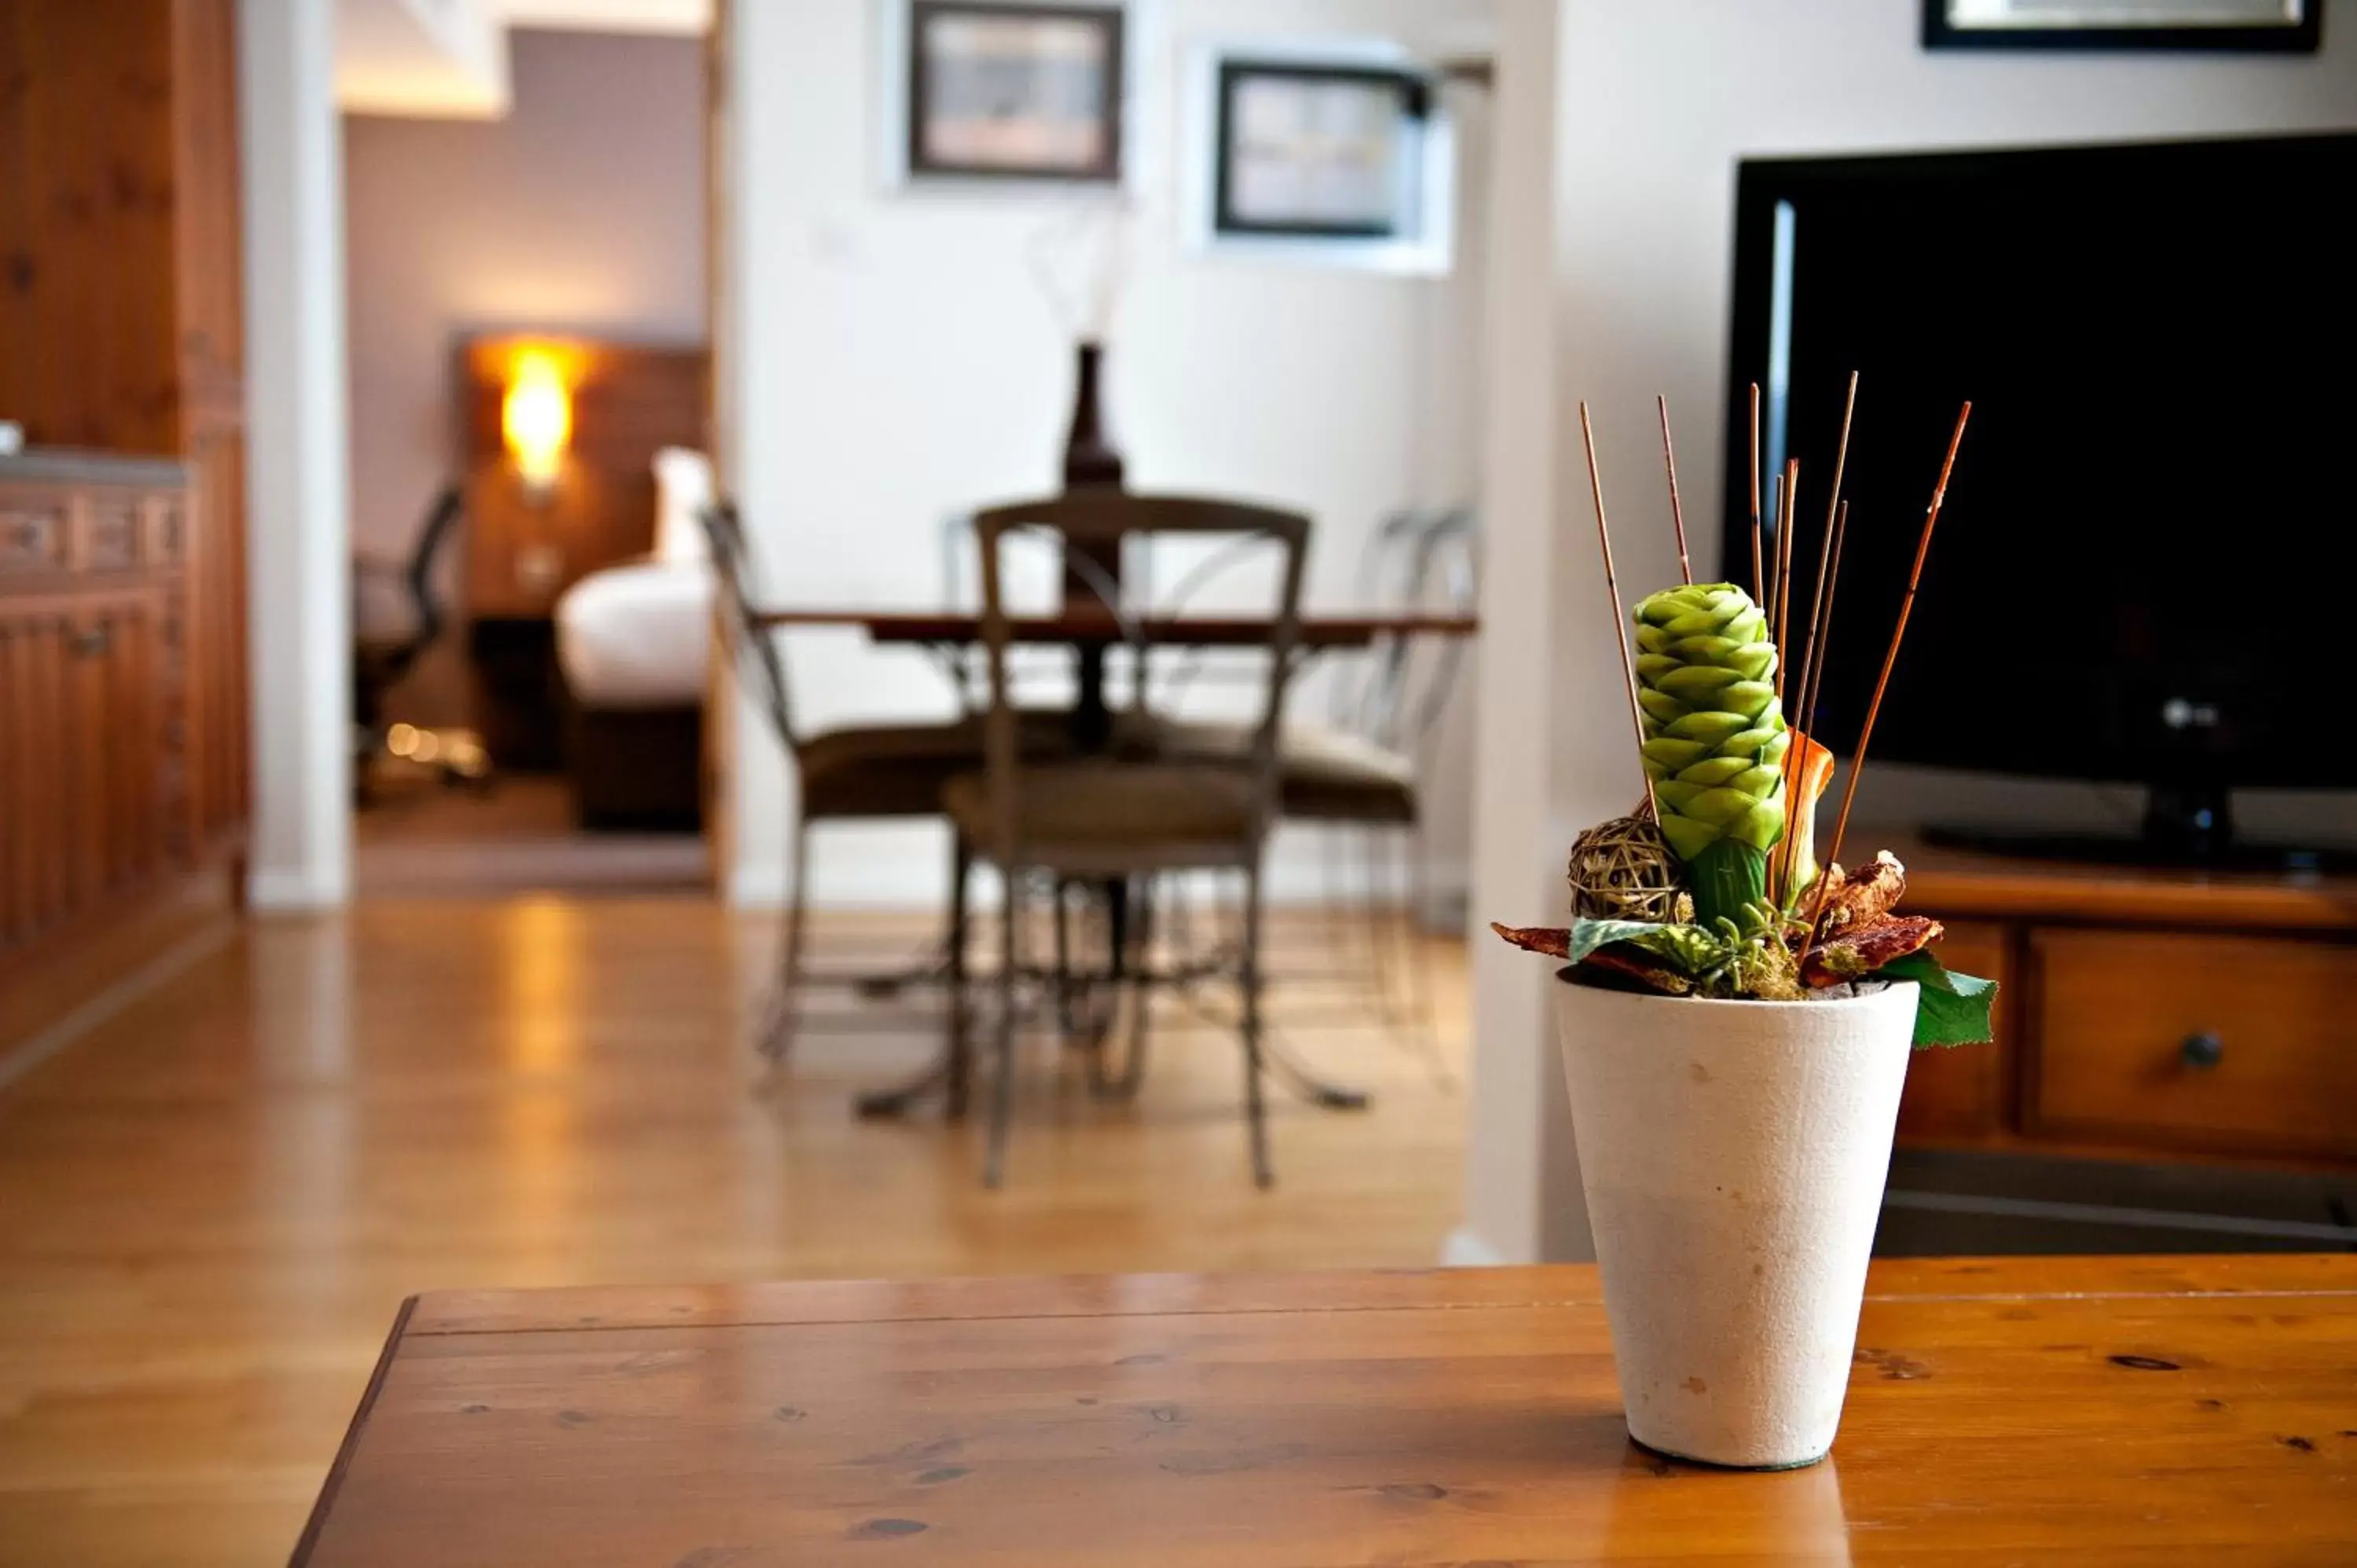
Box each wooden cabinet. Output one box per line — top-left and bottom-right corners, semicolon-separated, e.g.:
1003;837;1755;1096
1893;833;2357;1171
1892;919;2014;1143
0;0;247;987
1;458;194;961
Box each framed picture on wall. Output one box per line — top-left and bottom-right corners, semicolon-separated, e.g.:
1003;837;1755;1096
1213;62;1429;239
1923;0;2320;53
904;2;1127;184
1181;42;1456;276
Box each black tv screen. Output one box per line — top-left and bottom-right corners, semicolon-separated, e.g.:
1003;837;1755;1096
1722;134;2357;797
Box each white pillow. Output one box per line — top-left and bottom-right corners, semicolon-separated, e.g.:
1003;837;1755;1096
652;446;714;565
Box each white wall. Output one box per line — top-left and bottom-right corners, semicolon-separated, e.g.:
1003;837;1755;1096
1454;0;2357;1265
243;0;354;911
1448;0;1585;1269
719;0;1495;907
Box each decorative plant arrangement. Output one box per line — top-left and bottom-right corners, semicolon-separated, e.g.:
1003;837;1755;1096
1500;380;1993;1473
1494;383;1996;1049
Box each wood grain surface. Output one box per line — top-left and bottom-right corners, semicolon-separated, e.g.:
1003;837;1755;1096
1892;830;2357;934
296;1256;2357;1566
0;902;1474;1566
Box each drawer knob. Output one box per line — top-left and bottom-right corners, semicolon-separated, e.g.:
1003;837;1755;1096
2179;1031;2225;1070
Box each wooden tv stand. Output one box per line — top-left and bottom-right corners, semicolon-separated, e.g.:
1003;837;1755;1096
1881;830;2357;1171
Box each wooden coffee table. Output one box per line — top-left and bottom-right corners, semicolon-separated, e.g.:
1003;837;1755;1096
292;1256;2357;1565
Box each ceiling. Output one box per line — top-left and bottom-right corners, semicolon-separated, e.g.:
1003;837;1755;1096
337;0;708;119
496;0;710;32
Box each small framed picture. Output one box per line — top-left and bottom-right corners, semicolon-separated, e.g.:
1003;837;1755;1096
1213;62;1428;240
1182;42;1454;276
1923;0;2319;53
904;2;1127;184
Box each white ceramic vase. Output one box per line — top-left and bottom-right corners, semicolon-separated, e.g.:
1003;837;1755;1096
1552;976;1919;1469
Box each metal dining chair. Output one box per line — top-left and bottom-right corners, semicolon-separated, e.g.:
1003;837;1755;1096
944;493;1310;1189
698;500;1071;1085
1292;507;1481;1023
1149;508;1479;1034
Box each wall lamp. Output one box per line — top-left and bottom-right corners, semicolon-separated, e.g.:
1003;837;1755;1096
501;346;573;497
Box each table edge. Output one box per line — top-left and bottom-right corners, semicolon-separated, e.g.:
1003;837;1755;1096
287;1295;418;1568
401;1255;2357;1339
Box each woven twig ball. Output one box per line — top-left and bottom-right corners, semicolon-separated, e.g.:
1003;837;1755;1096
1567;815;1688;924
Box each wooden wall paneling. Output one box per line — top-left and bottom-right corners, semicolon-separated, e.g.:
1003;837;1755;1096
0;618;23;945
174;0;250;855
171;0;244;393
68;604;104;899
0;0;26;419
0;0;185;453
182;418;248;847
13;610;39;938
31;609;66;931
112;595;162;886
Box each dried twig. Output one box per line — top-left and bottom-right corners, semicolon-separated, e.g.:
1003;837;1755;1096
1798;500;1850;749
1780;496;1849;902
1578;403;1659;819
1657;395;1692;586
1797;372;1859;734
1811;403;1974;939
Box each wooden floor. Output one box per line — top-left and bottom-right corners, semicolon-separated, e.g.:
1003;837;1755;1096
0;899;1468;1567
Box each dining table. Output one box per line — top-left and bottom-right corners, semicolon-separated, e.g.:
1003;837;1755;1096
757;606;1482;747
757;605;1483;1119
288;1253;2357;1566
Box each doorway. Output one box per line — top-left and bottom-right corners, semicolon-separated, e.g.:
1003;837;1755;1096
343;21;717;898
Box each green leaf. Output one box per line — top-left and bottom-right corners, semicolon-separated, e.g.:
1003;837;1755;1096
1570;915;1778;989
1567;918;1677;965
1877;951;1999;1050
1688;837;1768;928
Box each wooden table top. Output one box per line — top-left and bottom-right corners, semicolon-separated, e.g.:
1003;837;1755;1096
755;607;1480;650
293;1255;2357;1566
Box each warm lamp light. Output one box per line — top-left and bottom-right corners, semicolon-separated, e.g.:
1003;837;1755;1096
502;350;572;492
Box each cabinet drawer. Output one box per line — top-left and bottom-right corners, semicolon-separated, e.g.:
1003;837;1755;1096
2031;930;2357;1159
2;494;69;573
1;485;182;574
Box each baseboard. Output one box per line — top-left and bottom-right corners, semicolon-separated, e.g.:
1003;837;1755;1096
1439;1225;1507;1268
247;866;350;912
0;868;239;1086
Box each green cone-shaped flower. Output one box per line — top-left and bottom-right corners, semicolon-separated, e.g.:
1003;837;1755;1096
1631;583;1789;926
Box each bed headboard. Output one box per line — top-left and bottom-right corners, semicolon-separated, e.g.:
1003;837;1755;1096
457;334;709;620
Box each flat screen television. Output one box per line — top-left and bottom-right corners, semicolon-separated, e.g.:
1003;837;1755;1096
1722;133;2357;870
